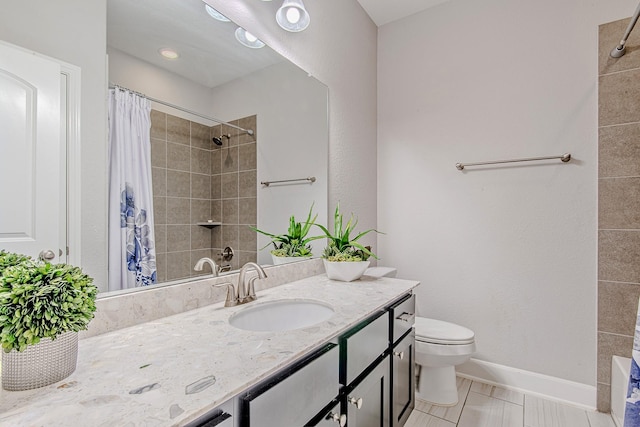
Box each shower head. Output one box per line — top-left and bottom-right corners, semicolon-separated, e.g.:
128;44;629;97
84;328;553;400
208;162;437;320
610;2;640;59
212;134;231;146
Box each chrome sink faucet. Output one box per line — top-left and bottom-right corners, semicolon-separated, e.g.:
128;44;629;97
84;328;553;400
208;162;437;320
194;257;219;277
213;262;267;307
237;262;267;304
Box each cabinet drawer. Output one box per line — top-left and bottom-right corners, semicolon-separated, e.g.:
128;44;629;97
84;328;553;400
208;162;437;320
340;311;389;385
240;343;339;427
389;294;415;345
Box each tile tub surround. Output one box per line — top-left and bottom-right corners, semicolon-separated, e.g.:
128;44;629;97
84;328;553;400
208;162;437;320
598;17;640;412
0;275;420;426
151;110;257;283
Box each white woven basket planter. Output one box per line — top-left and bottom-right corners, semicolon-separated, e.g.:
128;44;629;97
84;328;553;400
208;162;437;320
2;331;78;391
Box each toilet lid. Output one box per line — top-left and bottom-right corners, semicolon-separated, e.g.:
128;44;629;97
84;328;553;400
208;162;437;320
415;317;475;345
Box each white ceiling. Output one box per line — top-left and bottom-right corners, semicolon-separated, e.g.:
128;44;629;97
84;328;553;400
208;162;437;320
107;0;283;89
356;0;451;26
107;0;450;89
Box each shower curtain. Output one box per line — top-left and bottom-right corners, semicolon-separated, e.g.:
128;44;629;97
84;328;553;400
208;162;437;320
625;297;640;426
107;88;157;291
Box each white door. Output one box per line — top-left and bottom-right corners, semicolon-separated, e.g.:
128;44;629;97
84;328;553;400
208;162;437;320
0;41;62;262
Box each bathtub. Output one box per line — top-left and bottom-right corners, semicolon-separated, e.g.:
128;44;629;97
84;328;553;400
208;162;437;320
612;356;632;427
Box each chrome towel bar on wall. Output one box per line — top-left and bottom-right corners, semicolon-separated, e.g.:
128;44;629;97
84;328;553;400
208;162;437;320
455;153;571;171
261;176;316;187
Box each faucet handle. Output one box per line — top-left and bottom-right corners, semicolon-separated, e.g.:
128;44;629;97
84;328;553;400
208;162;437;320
213;282;237;307
245;276;259;303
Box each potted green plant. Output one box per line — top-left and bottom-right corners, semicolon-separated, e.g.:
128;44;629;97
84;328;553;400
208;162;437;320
0;250;97;391
316;204;381;282
251;204;324;265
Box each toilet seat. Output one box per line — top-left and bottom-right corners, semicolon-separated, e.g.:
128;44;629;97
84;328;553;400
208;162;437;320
415;317;475;345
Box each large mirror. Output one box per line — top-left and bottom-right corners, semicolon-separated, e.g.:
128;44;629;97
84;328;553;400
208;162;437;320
104;0;328;294
0;0;328;296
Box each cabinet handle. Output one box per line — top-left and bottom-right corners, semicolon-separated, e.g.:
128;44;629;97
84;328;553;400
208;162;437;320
348;396;364;409
396;312;413;322
327;412;347;426
393;351;405;360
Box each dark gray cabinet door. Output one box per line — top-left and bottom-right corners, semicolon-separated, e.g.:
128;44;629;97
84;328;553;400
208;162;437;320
392;330;415;427
341;311;389;386
346;357;390;427
240;343;339;427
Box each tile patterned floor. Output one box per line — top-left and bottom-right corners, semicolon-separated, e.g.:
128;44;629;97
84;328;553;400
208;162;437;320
405;377;617;427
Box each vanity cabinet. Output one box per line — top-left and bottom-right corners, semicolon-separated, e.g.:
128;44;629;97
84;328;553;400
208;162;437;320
190;292;415;427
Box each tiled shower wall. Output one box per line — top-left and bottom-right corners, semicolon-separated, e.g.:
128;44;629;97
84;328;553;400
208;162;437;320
597;18;640;412
150;110;257;283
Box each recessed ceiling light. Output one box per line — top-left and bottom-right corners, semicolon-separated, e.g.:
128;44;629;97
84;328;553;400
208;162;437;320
234;27;265;49
204;4;230;22
158;48;179;60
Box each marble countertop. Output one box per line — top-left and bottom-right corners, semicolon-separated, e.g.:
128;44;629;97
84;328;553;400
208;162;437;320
0;274;419;426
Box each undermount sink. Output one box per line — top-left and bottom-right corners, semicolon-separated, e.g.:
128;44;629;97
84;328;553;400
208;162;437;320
228;299;335;332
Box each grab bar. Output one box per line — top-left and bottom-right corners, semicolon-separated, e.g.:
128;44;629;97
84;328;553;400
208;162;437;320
455;153;571;170
261;176;316;187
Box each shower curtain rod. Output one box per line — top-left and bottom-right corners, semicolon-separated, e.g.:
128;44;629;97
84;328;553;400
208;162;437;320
109;84;254;136
610;1;640;58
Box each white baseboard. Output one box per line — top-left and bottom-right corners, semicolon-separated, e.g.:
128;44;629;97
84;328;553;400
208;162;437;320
456;358;597;410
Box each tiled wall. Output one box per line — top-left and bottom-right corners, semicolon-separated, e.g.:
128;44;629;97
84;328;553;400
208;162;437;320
597;18;640;412
150;110;257;283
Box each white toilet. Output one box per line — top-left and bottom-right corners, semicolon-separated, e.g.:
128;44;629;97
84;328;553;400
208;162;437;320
364;266;476;406
414;317;475;406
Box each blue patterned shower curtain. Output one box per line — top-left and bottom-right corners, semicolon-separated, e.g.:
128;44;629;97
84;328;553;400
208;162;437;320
107;88;157;291
625;298;640;426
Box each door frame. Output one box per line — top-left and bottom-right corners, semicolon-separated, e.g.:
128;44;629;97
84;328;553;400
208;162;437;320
0;40;82;265
60;63;81;266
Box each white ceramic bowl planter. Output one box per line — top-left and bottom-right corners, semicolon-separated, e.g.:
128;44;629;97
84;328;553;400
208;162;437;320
323;259;370;282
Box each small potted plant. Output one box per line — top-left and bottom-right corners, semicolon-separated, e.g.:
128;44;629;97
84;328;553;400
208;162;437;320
0;250;97;391
316;204;381;282
251;204;324;265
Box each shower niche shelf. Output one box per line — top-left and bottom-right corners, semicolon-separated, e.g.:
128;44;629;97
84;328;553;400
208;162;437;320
196;221;222;229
